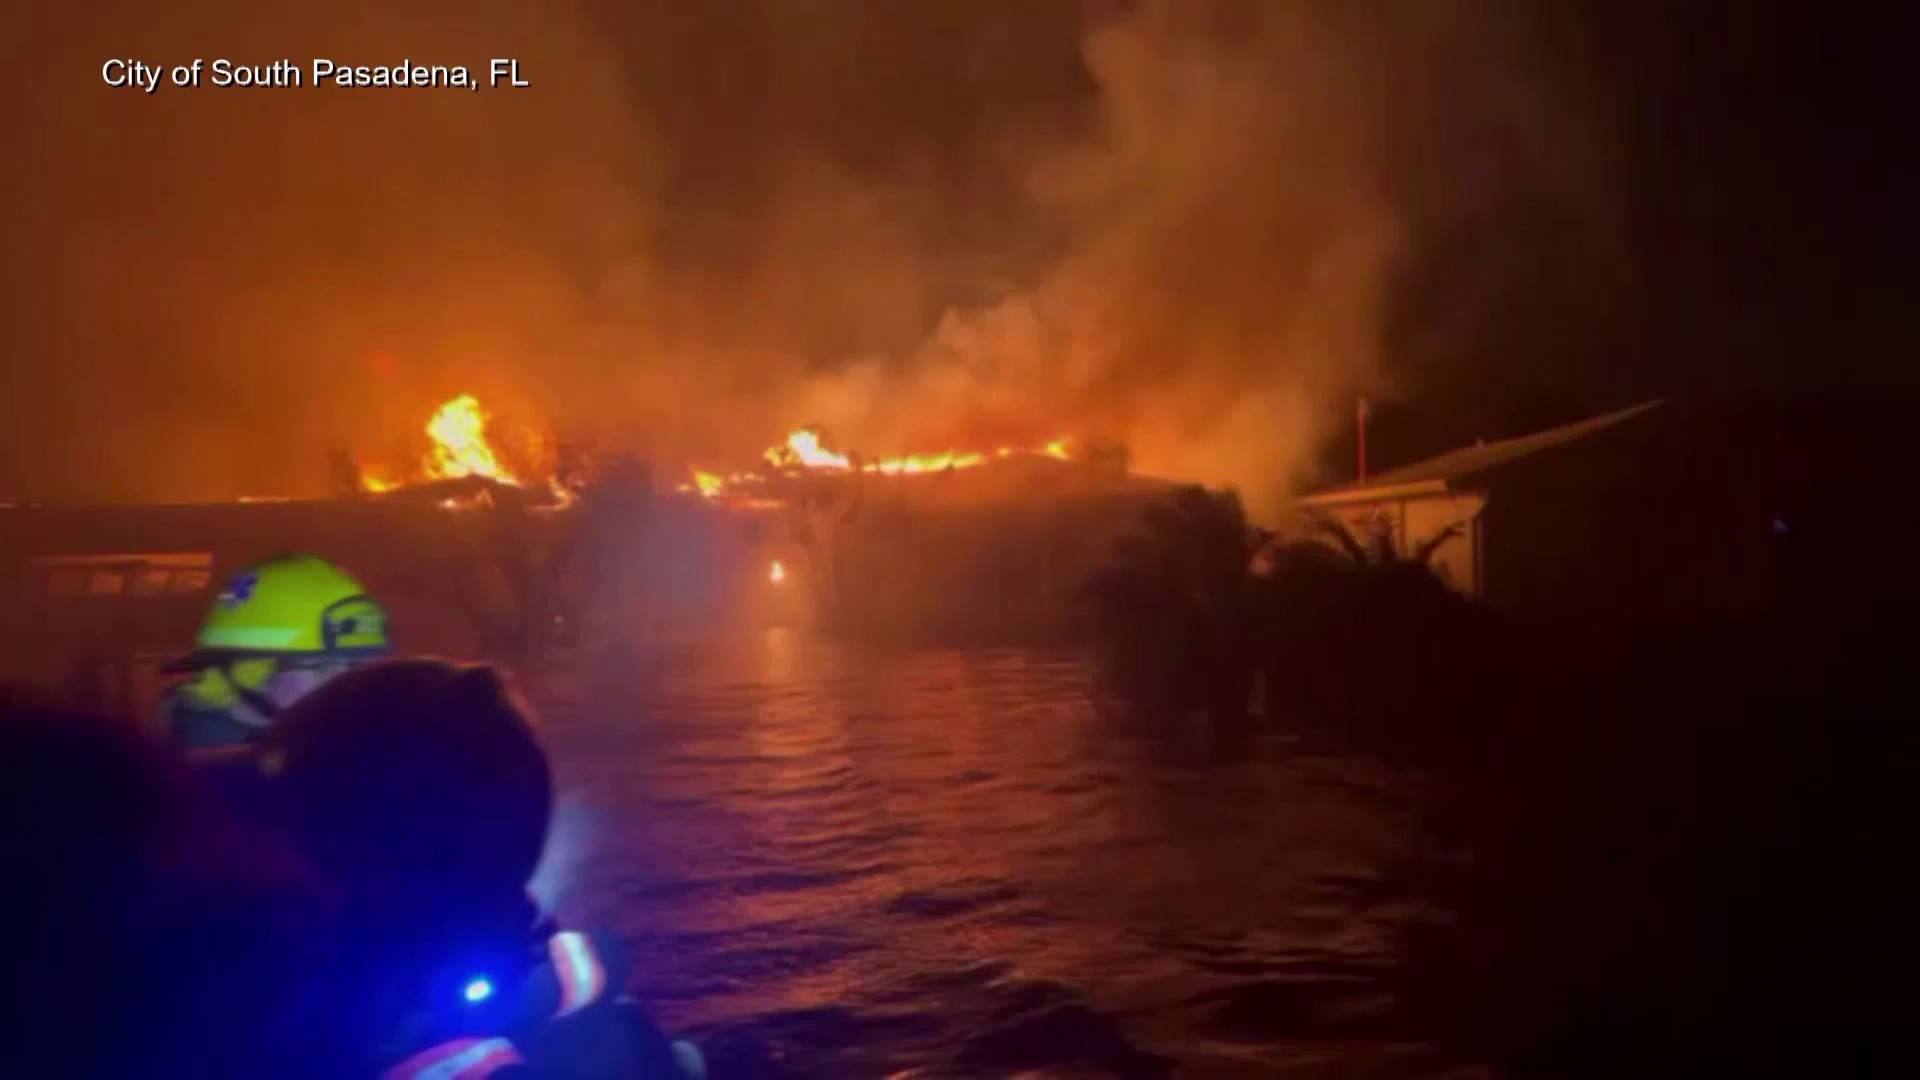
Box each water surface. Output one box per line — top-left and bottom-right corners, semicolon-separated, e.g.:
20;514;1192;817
521;633;1449;1077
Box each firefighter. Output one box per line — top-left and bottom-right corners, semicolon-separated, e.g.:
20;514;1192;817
159;552;391;749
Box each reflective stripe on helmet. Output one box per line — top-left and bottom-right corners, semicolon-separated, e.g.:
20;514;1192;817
320;594;389;652
194;625;310;650
548;930;607;1018
382;1037;522;1080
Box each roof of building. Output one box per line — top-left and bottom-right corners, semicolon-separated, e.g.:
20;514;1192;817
1301;399;1664;506
860;454;1180;509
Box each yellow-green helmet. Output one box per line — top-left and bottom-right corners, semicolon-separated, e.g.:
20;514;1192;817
164;553;390;673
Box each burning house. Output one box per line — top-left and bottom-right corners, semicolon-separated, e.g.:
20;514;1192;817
1;389;1185;707
0;395;578;710
675;428;1179;643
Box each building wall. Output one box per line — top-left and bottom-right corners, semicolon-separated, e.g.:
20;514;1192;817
1297;490;1488;595
1300;463;1779;623
0;500;562;679
1474;412;1785;623
810;489;1166;643
1299;400;1920;625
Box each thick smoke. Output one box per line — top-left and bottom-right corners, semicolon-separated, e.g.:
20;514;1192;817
794;1;1615;512
795;3;1404;507
0;0;1608;507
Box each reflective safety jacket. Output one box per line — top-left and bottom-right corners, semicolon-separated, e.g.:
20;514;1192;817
381;928;702;1080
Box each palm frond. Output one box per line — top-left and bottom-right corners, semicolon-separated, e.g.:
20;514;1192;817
1363;517;1397;564
1304;512;1371;563
1410;523;1465;566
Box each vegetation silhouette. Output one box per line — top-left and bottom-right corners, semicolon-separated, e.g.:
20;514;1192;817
1079;486;1270;753
1079;486;1505;764
1081;482;1920;1073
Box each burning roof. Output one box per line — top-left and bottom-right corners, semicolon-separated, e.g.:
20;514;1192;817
352;394;1160;516
358;394;571;508
675;428;1086;510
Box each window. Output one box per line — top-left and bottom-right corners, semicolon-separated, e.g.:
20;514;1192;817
132;567;173;597
45;568;85;597
31;552;214;601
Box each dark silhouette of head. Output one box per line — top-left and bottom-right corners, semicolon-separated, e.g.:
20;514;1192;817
265;659;554;951
0;692;332;1079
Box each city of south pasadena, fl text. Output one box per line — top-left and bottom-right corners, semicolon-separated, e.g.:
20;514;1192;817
101;59;531;92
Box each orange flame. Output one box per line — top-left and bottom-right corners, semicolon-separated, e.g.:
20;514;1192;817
768;559;786;583
766;429;852;470
425;394;518;484
678;429;1075;505
354;393;578;506
358;468;398;494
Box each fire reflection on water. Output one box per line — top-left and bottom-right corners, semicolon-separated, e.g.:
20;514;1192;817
529;641;1426;1074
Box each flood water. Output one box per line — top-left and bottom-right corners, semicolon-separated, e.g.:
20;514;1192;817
518;633;1455;1078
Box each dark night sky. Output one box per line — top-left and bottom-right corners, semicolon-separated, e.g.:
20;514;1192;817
1361;0;1915;469
0;0;1910;503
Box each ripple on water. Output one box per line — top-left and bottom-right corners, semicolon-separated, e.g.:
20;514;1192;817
530;639;1431;1075
882;880;1025;920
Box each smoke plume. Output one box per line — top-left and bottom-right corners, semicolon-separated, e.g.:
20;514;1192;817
0;0;1611;508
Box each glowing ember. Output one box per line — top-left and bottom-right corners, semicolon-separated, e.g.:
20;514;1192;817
426;394;518;484
768;560;786;583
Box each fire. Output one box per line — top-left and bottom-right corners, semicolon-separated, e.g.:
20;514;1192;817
425;394;518;485
767;430;851;471
358;468;397;494
768;560;786;583
352;393;574;506
678;428;1074;504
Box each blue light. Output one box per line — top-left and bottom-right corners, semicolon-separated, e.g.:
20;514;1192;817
463;977;494;1004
